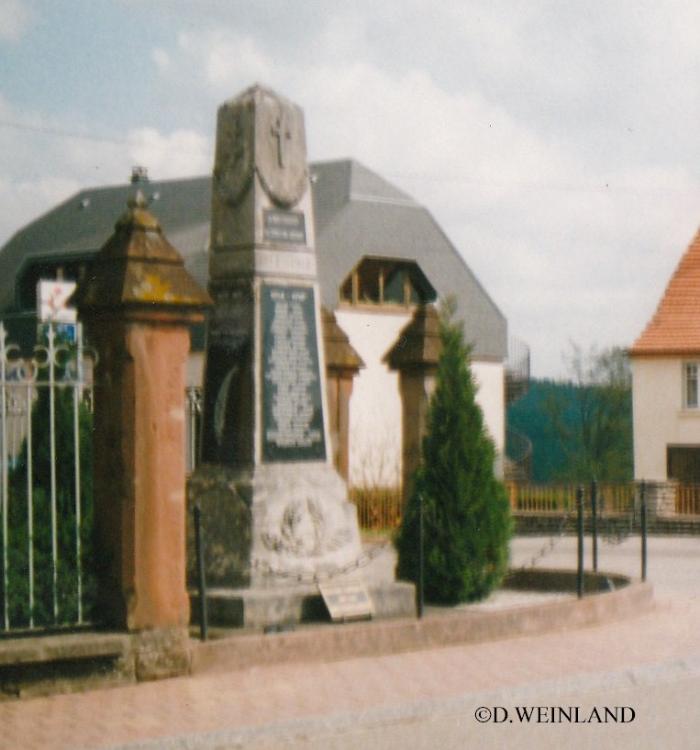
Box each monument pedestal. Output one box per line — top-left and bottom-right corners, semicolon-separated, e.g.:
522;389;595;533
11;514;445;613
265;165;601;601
188;462;363;588
187;463;416;627
190;582;417;630
192;84;415;629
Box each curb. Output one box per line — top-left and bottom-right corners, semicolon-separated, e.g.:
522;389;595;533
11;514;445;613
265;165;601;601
191;573;654;675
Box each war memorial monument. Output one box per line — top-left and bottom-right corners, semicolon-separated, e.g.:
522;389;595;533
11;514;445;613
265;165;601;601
188;85;414;628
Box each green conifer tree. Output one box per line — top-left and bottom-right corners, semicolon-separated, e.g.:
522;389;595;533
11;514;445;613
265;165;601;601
395;304;512;604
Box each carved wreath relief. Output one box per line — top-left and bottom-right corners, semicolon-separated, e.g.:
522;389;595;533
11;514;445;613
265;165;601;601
213;103;254;206
261;497;351;558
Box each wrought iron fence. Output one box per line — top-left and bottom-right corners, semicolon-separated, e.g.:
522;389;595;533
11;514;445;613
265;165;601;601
0;321;94;633
185;386;203;475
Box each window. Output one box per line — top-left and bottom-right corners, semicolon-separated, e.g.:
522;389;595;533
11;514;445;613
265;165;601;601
685;362;699;408
668;445;700;482
339;257;436;308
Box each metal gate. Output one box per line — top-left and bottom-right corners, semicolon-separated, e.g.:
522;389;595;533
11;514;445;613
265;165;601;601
0;321;94;633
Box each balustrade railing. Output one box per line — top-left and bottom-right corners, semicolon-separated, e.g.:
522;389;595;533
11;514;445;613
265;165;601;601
508;481;700;517
507;482;637;515
350;486;403;531
675;484;700;515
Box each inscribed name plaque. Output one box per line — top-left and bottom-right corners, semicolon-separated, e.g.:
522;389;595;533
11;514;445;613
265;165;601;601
263;209;306;244
318;583;373;622
262;284;325;462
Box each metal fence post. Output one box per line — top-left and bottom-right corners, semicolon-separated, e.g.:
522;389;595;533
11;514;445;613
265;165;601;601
640;481;647;583
590;479;598;573
576;486;584;599
193;503;208;641
417;492;424;619
0;323;8;630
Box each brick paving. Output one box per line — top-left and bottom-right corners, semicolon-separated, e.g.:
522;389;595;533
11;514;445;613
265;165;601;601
0;593;698;750
1;536;698;750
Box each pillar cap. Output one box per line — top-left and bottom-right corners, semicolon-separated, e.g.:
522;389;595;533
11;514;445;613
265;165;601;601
322;307;364;372
73;191;212;320
384;304;442;371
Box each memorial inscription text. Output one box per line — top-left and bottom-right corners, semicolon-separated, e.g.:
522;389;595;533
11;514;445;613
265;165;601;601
262;284;325;461
263;209;306;244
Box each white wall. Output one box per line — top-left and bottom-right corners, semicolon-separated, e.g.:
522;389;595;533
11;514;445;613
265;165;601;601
336;308;506;488
632;356;700;480
336;308;409;487
472;360;505;478
187;309;507;486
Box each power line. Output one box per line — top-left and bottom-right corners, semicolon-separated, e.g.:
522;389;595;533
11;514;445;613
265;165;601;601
1;117;697;197
0;118;211;157
0;119;129;146
387;171;700;196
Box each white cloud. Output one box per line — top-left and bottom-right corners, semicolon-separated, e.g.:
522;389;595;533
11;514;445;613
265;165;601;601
177;31;276;95
151;47;171;74
0;93;211;247
0;0;33;42
126;127;211;179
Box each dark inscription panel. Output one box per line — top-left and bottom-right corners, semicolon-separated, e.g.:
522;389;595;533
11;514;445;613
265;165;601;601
201;335;252;466
262;285;326;462
263;209;306;244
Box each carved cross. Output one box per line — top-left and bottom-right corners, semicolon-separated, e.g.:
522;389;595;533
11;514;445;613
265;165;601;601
270;111;292;169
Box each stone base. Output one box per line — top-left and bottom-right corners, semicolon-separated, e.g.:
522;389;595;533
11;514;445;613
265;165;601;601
186;462;412;630
191;581;415;629
187;462;365;588
132;627;191;681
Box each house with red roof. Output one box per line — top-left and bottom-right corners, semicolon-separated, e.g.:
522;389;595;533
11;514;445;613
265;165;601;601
630;229;700;483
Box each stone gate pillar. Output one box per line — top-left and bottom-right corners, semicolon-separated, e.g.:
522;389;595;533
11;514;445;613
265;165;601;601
384;305;442;506
74;192;211;676
322;307;363;481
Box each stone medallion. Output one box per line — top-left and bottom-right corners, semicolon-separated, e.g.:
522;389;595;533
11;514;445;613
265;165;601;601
213;102;254;206
255;91;308;207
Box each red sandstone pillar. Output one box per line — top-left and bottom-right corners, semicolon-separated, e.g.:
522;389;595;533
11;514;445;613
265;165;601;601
384;305;442;506
74;192;211;662
322;308;364;481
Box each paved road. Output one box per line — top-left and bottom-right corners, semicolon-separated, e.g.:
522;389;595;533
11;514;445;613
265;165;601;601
511;533;700;599
1;534;698;750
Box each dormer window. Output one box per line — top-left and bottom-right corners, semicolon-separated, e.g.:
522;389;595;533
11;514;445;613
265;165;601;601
340;257;436;308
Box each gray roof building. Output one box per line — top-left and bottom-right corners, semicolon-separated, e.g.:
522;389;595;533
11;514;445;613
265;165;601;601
0;159;507;359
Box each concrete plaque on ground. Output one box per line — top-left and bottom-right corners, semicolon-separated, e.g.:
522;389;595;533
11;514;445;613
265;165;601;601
319;582;373;622
261;283;325;461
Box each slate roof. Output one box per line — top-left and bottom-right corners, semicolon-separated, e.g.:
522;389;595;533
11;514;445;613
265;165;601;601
0;159;507;360
631;228;700;356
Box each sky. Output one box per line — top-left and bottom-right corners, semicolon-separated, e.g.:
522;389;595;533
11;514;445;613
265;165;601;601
1;0;699;379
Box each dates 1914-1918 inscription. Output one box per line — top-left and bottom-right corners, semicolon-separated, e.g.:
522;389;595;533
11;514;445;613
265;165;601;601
262;284;325;462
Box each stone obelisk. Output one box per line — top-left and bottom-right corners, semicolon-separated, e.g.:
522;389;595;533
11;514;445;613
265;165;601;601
189;86;365;624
